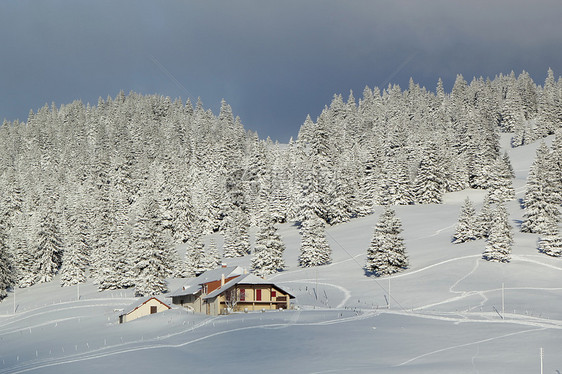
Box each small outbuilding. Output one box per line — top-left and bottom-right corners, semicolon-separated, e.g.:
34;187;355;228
119;296;171;324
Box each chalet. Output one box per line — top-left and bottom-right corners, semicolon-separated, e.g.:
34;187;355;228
119;296;171;323
169;266;244;314
169;266;294;316
203;273;294;315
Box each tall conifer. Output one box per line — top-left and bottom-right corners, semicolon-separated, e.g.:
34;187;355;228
365;207;408;276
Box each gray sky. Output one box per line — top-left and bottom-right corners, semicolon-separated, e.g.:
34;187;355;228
1;0;561;142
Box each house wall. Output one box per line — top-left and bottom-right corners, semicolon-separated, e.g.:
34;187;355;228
172;293;204;313
218;285;291;314
205;297;221;316
122;299;170;323
176;284;292;316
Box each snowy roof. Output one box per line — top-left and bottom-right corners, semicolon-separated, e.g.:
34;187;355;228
167;281;202;298
195;266;244;284
168;266;244;298
121;296;171;316
203;273;295;300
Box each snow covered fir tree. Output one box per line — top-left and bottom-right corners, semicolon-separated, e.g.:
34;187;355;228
251;214;286;277
298;211;332;268
0;68;560;296
0;223;14;300
521;142;561;234
482;204;513;263
130;194;177;296
452;198;478;244
537;221;562;257
365;207;408;276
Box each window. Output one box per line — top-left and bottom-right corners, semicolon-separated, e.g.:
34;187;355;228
271;290;277;298
240;289;246;301
150;306;157;314
256;289;262;301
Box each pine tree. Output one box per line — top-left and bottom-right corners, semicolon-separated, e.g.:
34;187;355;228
414;150;444;204
201;237;221;272
171;181;196;244
537;68;559;136
11;212;32;287
0;222;14;300
452;198;478;243
552;129;562;203
222;209;251;258
60;230;89;287
251;215;286;277
500;86;525;133
365;207;408;276
358;141;382;213
96;223;135;291
376;156;414;206
476;194;495;239
537;220;562;257
95;188;135;291
482;204;513;263
185;237;205;277
502;151;515;179
32;194;63;284
487;156;515;204
521;143;560;234
60;188;90;287
298;212;331;267
131;195;170;296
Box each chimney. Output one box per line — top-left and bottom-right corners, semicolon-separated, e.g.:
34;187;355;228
221;273;225;286
243;268;248;275
221;263;227;268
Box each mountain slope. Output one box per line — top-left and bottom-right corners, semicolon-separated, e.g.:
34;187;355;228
0;136;561;373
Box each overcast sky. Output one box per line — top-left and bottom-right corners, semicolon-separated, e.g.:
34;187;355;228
1;1;561;142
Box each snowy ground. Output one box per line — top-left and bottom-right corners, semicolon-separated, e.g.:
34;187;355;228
1;135;561;373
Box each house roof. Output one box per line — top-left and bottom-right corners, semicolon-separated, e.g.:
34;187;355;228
196;266;244;284
168;282;202;298
121;296;171;316
168;266;244;298
203;273;295;300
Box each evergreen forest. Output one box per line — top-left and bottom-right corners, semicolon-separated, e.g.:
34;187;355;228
1;69;561;299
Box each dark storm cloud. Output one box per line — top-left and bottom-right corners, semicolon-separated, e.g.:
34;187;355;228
1;0;561;142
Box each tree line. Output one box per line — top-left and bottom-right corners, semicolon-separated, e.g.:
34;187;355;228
0;69;561;299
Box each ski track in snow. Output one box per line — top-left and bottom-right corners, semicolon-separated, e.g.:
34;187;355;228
471;344;480;374
370;254;482;281
512;254;562;271
5;207;562;372
413;257;487;311
412;253;562;312
268;253;365;282
395;327;545;367
420;223;456;238
0;311;376;374
380;307;562;330
276;279;352;309
277;224;562;315
0;316;89;337
0;300;134;330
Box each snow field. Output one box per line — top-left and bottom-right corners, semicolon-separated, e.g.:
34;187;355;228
1;135;562;373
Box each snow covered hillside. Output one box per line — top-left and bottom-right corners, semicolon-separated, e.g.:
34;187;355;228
0;136;561;374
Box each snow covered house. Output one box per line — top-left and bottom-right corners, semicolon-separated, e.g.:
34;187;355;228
119;296;171;324
169;266;294;315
